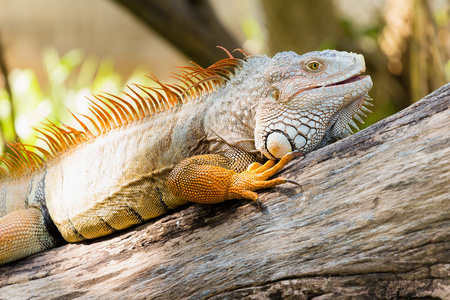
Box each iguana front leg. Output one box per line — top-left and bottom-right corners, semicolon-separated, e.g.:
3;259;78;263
167;151;301;207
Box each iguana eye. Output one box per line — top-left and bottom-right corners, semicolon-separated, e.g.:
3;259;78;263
305;60;322;72
269;88;280;101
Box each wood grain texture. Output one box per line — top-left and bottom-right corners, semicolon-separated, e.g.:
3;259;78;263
0;84;449;299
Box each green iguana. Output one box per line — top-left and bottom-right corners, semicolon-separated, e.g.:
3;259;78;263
0;49;373;265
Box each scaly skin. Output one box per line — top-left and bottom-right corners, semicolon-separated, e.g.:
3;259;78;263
0;50;372;265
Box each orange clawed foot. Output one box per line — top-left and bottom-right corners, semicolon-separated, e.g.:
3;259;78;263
226;151;303;210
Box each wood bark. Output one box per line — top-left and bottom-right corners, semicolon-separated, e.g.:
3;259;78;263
0;84;449;299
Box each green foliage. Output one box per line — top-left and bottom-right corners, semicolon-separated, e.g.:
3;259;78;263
0;47;143;153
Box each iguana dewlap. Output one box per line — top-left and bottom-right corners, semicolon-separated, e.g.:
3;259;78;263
0;49;373;265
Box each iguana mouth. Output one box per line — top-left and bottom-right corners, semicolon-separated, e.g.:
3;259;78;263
326;75;368;87
297;74;368;95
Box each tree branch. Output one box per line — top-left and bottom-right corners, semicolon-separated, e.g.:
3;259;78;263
110;0;241;67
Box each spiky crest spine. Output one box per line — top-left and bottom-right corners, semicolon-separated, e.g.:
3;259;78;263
0;48;248;179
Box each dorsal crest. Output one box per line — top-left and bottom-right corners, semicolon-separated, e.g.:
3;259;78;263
0;48;249;179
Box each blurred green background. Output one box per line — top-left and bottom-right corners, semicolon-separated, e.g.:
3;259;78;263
0;0;448;155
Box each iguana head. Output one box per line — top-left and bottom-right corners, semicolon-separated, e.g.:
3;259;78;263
254;50;373;159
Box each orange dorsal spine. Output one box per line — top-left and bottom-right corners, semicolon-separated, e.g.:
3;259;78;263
0;48;248;179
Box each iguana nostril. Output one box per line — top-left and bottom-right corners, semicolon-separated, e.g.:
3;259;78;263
357;54;366;71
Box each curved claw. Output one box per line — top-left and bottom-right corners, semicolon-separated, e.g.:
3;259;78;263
255;198;263;212
282;178;303;194
283;179;301;186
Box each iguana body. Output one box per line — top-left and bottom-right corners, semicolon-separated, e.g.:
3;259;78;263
0;49;372;265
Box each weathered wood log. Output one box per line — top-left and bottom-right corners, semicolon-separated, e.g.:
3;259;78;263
0;84;449;299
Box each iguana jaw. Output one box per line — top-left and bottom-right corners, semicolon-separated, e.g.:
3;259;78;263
317;91;373;149
305;74;374;146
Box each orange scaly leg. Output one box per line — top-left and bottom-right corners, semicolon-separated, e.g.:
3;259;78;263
167;151;303;208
